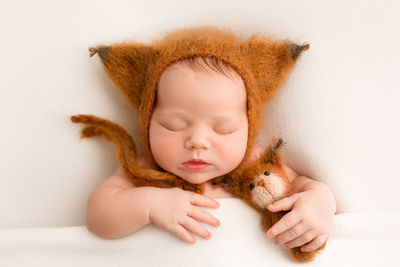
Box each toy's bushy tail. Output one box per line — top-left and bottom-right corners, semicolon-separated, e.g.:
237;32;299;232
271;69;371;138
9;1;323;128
289;243;325;263
70;114;203;193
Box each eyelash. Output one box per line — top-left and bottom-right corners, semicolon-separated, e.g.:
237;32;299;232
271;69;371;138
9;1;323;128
161;123;186;132
213;127;236;135
159;121;237;134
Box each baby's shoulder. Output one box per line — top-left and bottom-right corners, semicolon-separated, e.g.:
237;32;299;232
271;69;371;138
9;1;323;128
98;166;136;190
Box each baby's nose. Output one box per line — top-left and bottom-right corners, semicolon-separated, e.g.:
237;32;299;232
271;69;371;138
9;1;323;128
185;137;210;150
184;128;211;150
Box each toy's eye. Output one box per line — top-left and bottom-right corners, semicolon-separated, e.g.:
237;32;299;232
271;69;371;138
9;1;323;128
264;171;270;176
249;183;255;190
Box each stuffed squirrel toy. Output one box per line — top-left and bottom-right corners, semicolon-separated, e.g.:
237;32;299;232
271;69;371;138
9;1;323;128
71;26;323;262
212;137;325;262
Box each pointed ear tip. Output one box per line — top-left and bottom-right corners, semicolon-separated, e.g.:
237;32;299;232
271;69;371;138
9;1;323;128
88;46;98;57
301;43;310;50
88;45;109;58
289;42;310;60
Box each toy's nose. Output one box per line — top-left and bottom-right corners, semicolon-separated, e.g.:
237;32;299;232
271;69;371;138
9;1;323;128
257;180;265;187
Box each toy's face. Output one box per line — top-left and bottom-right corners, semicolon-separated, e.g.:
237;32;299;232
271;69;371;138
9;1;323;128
246;167;290;210
149;61;248;184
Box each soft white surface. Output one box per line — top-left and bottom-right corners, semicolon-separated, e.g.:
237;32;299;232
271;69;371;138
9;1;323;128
1;199;399;267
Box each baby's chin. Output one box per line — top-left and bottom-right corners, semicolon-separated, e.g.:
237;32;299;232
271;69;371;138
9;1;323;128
177;173;214;184
172;168;223;185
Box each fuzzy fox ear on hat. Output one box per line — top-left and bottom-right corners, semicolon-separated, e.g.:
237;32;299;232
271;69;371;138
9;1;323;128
71;26;308;192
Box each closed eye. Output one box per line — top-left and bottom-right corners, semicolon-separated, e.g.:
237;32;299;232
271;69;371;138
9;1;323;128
159;119;187;132
213;124;239;135
161;124;186;131
214;128;236;135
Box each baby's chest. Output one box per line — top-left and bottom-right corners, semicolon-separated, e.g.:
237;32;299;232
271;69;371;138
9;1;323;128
202;182;236;199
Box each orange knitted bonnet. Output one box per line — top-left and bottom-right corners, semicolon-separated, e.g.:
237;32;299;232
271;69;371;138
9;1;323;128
85;26;308;170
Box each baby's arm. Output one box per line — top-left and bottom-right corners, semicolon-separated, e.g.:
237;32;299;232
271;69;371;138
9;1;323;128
86;154;221;243
248;145;336;252
266;169;336;252
85;168;152;239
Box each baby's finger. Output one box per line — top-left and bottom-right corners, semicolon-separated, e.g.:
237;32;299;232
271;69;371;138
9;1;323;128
267;194;297;212
267;210;301;238
273;221;307;245
284;230;316;249
172;224;196;244
188;206;221;227
300;234;328;252
180;216;212;240
190;194;220;209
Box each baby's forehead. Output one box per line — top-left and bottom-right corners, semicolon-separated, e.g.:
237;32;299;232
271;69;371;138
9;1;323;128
155;61;247;116
160;66;244;98
160;58;244;85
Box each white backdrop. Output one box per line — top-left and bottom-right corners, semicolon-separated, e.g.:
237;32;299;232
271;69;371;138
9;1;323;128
0;0;399;228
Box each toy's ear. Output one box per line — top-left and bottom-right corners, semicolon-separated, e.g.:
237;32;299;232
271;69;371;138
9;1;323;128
89;44;158;108
240;36;309;101
262;138;286;165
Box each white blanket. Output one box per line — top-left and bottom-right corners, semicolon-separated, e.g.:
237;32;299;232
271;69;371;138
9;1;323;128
1;198;399;267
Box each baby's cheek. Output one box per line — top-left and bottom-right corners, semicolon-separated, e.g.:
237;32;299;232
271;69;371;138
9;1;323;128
150;133;180;167
218;135;247;166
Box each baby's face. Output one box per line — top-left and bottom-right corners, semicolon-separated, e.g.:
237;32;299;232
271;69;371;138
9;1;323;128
149;63;248;184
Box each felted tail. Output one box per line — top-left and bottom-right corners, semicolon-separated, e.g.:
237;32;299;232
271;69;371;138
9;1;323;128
70;114;204;193
71;114;138;173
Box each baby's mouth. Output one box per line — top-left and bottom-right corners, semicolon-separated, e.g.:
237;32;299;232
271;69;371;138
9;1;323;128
182;159;210;171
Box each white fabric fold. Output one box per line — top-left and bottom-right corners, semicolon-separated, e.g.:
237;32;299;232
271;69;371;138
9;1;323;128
1;199;399;267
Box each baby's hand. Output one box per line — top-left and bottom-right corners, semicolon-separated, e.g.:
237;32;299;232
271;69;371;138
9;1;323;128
266;179;336;252
148;187;221;244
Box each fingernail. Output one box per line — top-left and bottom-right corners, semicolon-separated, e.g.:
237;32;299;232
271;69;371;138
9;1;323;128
267;230;274;238
204;232;211;239
215;220;220;227
274;239;279;245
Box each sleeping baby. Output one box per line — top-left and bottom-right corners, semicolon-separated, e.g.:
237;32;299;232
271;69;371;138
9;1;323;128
73;26;337;256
